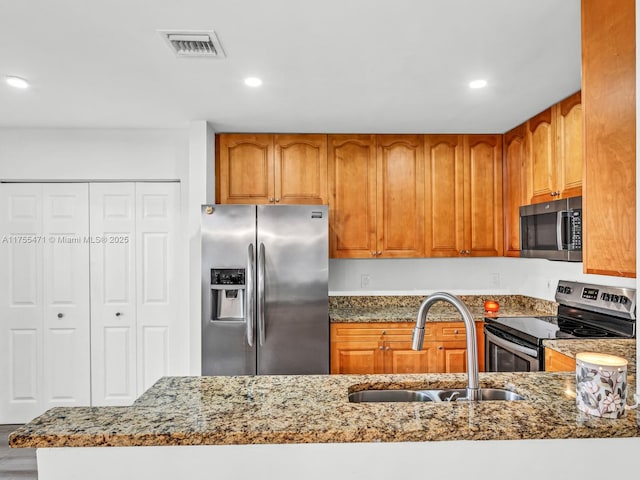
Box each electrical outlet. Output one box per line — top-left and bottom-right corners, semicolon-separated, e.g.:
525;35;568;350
361;274;371;288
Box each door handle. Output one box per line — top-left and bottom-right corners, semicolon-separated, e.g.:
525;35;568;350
246;244;255;347
257;242;266;346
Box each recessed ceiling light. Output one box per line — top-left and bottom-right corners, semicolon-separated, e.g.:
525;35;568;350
244;77;262;87
6;76;29;89
469;79;487;89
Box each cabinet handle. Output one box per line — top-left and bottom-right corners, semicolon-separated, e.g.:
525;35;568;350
115;312;122;317
57;313;63;318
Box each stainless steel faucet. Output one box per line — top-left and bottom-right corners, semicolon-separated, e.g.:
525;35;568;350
412;292;479;401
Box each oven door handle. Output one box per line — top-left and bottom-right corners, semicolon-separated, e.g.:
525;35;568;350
485;330;539;358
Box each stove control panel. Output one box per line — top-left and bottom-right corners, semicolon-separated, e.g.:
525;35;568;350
556;280;636;320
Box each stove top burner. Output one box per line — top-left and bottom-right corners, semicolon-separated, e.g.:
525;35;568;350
569;326;609;338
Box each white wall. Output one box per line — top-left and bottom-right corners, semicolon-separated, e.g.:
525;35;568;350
329;257;636;301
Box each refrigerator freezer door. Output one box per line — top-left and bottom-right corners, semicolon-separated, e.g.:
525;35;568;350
256;205;329;374
201;205;257;375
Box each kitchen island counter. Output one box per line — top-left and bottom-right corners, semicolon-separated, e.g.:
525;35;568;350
10;370;640;449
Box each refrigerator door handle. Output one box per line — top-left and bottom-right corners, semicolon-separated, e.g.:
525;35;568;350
246;244;255;347
257;242;266;346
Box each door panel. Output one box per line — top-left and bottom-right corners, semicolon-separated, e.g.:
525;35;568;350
257;205;329;374
425;135;465;256
136;183;180;391
42;183;90;408
328;135;377;258
275;134;328;204
0;184;43;422
90;183;137;406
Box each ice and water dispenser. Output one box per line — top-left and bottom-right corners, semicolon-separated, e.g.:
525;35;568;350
209;268;245;321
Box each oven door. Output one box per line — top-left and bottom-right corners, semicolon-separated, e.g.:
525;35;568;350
484;324;540;372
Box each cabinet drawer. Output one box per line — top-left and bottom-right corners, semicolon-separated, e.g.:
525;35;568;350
433;322;466;340
330;322;434;341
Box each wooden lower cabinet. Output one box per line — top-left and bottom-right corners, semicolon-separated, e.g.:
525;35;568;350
544;348;576;372
330;322;485;374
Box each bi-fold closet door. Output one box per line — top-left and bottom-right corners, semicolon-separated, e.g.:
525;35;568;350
0;182;181;422
0;183;91;423
90;182;181;406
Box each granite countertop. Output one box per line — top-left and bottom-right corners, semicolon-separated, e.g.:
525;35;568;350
329;294;557;323
10;370;640;448
544;339;636;376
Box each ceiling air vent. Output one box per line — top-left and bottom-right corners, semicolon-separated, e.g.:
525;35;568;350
160;30;226;58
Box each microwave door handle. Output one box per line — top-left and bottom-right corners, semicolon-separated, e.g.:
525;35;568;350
485;330;539;358
246;244;255;347
556;211;564;249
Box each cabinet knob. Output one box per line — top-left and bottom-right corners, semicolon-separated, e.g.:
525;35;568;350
460;250;465;255
381;330;386;335
269;197;275;203
275;198;280;203
438;346;443;350
385;346;391;351
371;251;376;256
376;251;382;256
465;250;471;255
550;191;560;197
57;313;63;318
379;346;384;350
454;329;459;334
115;312;122;317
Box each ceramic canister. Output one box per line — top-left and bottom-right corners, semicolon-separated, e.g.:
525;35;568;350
575;352;628;419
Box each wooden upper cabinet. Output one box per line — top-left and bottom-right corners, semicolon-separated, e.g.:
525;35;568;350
424;135;464;257
217;134;274;204
274;134;328;204
526;92;583;205
328;134;424;258
503;124;528;257
465;135;503;257
216;134;328;205
581;0;636;277
328;135;377;258
376;135;425;258
425;134;502;257
555;92;583;199
528;108;556;204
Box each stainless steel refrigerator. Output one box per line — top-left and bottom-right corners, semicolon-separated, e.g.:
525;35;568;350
201;204;329;375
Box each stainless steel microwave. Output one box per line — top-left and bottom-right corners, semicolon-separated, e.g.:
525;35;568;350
519;196;582;262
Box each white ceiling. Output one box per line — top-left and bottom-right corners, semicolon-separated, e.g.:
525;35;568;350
0;0;581;133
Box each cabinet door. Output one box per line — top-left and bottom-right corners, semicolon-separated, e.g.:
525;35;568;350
582;0;635;277
385;341;438;374
555;92;583;199
328;135;377;258
42;184;90;410
274;134;327;204
135;183;181;393
503;124;528;257
217;134;274;204
0;184;43;423
90;183;137;406
528;108;556;204
544;348;576;372
464;135;503;256
437;341;468;373
376;135;425;257
331;340;383;374
424;135;465;257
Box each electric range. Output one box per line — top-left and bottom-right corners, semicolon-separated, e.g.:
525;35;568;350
484;280;636;371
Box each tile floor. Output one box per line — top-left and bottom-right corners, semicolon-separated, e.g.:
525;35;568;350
0;425;37;480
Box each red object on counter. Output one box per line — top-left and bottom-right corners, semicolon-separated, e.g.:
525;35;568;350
484;300;500;313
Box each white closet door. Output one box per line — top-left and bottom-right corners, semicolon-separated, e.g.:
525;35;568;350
0;183;44;423
90;183;137;406
135;183;180;393
42;183;90;409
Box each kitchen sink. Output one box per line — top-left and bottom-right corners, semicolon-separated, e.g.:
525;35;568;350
348;387;525;403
